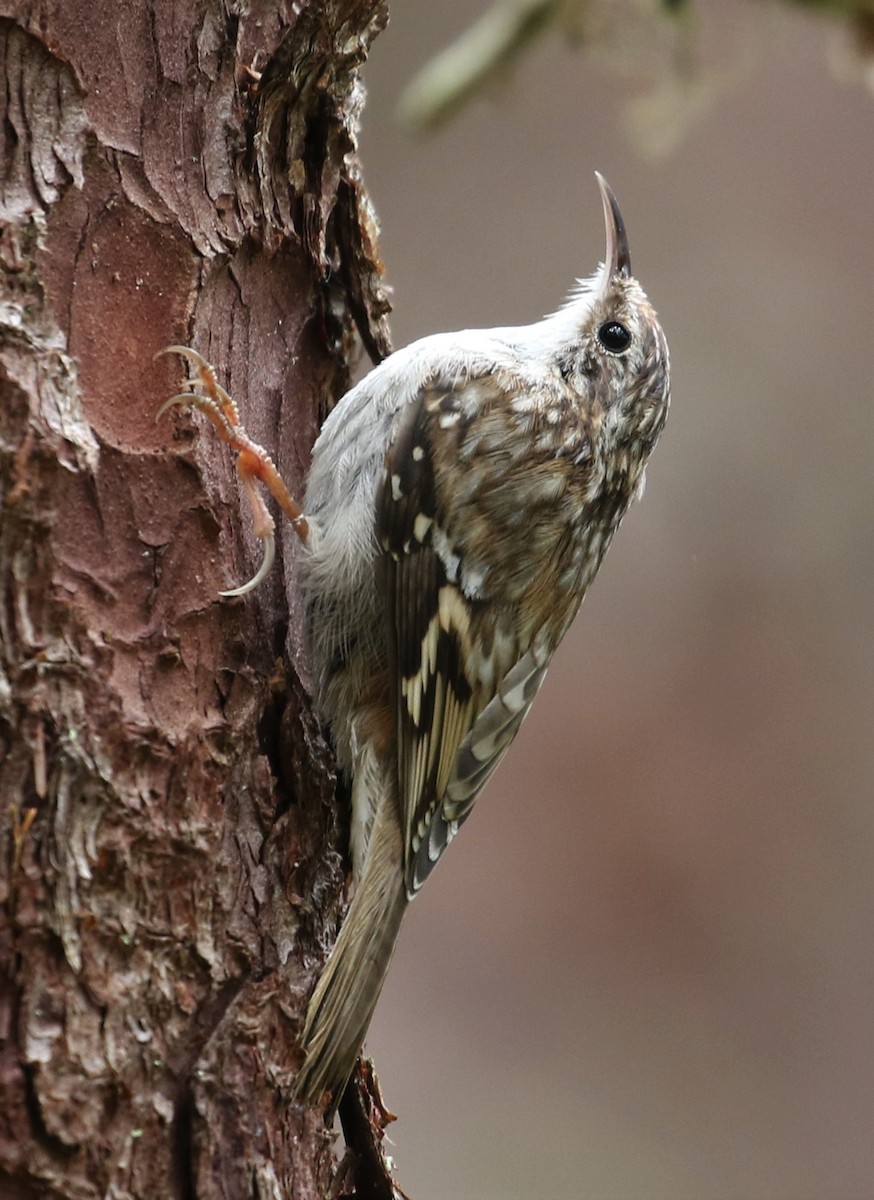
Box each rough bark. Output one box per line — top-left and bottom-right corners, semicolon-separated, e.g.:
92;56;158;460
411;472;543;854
0;2;392;1197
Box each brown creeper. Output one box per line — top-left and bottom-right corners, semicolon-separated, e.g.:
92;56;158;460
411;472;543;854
160;174;670;1111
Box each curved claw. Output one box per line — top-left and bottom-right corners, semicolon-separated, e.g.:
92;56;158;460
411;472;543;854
156;345;307;597
155;344;211;371
219;532;276;598
156;391;208;423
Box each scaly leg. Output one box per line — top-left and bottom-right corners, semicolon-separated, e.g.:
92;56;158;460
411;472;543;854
157;346;309;596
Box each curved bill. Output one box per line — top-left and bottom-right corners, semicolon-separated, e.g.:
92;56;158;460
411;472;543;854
595;171;632;281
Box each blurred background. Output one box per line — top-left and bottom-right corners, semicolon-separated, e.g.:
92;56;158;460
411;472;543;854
356;2;873;1197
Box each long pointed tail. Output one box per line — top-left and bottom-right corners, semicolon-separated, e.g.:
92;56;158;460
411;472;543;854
295;797;408;1109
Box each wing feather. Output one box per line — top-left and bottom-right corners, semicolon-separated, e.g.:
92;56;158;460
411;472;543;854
444;648;549;820
378;377;556;897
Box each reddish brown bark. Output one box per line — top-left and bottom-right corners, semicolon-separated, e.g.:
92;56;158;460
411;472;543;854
0;3;391;1196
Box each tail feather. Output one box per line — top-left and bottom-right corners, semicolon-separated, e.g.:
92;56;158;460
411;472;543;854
295;799;407;1109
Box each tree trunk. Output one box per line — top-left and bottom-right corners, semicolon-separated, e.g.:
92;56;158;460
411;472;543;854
0;2;392;1196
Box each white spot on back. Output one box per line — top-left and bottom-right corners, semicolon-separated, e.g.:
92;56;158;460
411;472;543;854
413;513;433;542
432;527;460;582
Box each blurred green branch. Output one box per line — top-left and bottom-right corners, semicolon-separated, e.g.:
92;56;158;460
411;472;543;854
399;0;874;135
399;0;562;129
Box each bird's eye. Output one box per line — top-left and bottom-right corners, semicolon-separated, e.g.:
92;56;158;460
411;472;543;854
597;321;632;354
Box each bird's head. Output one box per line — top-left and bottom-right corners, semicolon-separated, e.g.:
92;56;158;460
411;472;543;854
549;174;671;449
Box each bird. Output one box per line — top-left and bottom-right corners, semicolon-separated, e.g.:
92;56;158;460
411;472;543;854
159;173;671;1112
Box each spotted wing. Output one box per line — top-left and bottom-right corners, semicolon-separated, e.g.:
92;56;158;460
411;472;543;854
379;381;551;897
